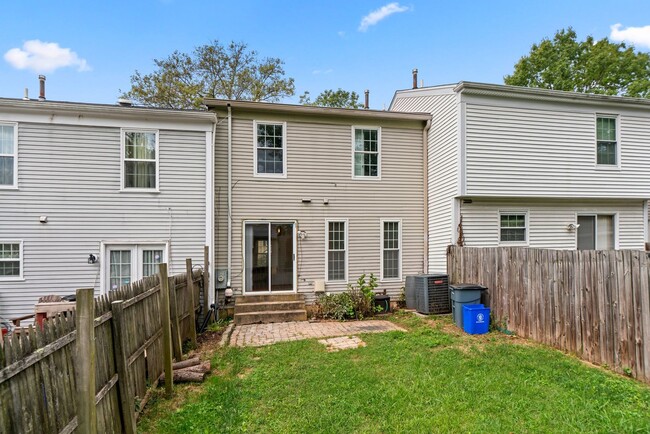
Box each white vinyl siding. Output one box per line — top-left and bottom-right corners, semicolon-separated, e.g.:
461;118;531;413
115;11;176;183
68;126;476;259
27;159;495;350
254;121;286;177
381;220;401;280
0;120;210;319
461;199;642;250
0;123;17;188
0;241;22;279
463;101;650;199
122;130;159;190
214;114;425;302
352;127;380;178
326;220;347;282
390;90;458;273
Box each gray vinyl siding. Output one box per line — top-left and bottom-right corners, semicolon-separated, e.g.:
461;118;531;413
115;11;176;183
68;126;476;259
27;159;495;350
392;90;459;273
214;115;425;302
460;199;645;250
464;99;650;198
0;122;209;319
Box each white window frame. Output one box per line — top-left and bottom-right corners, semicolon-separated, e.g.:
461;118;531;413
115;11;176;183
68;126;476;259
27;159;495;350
498;211;529;246
351;126;381;180
325;219;348;283
575;213;619;250
100;241;169;293
120;129;160;192
380;219;401;282
0;240;23;280
595;114;620;169
0;122;18;189
253;121;287;178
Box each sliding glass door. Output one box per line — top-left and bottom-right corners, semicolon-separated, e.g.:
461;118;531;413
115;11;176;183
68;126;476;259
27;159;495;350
244;222;295;293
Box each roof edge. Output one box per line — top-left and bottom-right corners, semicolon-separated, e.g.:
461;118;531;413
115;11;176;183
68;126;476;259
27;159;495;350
203;98;431;121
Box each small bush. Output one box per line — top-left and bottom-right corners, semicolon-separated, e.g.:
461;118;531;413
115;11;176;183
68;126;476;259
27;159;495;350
316;273;382;320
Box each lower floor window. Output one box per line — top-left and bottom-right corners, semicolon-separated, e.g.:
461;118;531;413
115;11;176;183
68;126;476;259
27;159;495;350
382;220;401;280
0;241;21;278
499;213;527;243
106;244;165;291
577;215;615;250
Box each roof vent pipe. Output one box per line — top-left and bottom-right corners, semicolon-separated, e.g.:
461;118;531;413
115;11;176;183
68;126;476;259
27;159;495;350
23;88;29;101
412;68;418;89
38;75;46;101
364;89;369;109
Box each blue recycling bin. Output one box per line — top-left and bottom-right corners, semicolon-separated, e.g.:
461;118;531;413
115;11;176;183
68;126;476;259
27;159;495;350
462;304;490;334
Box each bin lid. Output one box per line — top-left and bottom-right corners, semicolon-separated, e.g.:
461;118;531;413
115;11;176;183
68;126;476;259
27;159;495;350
374;295;390;301
450;283;487;291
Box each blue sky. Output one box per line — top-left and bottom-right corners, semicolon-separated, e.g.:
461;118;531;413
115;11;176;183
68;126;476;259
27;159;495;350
1;1;649;109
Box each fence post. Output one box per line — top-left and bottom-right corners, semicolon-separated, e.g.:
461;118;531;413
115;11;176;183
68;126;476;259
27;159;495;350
111;300;136;434
186;258;198;347
76;288;97;434
158;264;173;396
203;245;210;322
168;276;182;361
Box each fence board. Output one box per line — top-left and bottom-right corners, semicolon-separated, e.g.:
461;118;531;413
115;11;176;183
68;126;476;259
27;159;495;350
448;246;650;384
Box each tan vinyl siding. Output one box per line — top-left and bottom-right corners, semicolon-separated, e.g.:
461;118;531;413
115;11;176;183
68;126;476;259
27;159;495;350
460;199;645;250
464;101;650;198
391;91;458;273
0;122;209;319
214;115;425;302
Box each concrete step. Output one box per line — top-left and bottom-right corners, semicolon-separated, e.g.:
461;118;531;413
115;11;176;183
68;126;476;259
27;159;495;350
234;300;305;314
235;294;304;304
234;309;307;325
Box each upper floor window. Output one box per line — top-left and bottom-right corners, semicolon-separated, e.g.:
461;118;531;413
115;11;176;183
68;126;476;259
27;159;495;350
254;122;286;177
0;123;17;188
122;130;158;190
596;116;617;166
0;241;22;279
499;212;527;244
353;127;380;178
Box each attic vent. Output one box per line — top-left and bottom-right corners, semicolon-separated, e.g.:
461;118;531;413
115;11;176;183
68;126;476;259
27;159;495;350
117;98;133;107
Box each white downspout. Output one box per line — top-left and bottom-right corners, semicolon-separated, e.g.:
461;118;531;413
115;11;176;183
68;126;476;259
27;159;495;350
208;116;216;305
227;104;233;288
422;118;432;274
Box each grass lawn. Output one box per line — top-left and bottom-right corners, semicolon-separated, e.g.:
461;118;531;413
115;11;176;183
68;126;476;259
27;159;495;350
138;312;650;433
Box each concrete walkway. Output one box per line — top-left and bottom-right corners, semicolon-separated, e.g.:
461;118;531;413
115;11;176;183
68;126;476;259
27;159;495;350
229;320;406;347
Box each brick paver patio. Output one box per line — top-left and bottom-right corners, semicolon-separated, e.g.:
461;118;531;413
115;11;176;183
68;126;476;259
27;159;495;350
229;320;406;347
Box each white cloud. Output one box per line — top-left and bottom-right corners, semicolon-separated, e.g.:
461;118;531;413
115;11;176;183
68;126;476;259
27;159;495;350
313;69;333;75
4;40;91;73
358;2;410;32
610;23;650;49
338;31;346;38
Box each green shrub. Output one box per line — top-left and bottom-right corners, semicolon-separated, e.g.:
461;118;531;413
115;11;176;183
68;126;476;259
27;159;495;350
316;273;382;320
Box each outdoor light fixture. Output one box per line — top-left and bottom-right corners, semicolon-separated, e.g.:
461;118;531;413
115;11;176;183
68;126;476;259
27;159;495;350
567;223;580;232
87;254;97;264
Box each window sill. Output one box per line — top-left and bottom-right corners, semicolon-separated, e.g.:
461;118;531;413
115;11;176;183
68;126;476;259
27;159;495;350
0;277;25;282
498;242;529;247
595;165;621;171
380;277;402;283
0;186;18;191
352;176;381;181
120;189;161;194
253;174;287;180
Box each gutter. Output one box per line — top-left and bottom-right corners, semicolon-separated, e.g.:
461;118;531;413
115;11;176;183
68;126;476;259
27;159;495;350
227;104;232;289
422;119;432;273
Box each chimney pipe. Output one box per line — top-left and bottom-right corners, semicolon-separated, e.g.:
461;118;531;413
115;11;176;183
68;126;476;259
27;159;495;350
364;89;369;110
412;68;418;89
23;88;29;101
38;75;46;101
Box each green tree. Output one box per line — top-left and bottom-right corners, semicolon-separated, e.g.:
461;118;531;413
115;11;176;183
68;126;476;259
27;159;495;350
299;88;363;108
504;28;650;98
122;41;295;109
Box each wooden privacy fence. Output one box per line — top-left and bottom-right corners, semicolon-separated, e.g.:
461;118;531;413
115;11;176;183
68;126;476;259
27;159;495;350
0;258;206;434
447;246;650;384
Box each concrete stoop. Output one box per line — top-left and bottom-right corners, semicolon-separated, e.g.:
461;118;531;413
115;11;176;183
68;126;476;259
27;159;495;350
234;294;307;325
